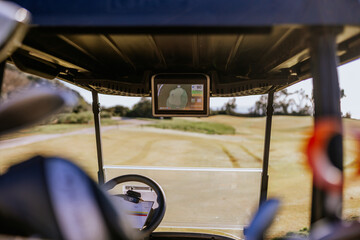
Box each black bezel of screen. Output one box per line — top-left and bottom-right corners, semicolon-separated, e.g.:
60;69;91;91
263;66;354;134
152;74;209;117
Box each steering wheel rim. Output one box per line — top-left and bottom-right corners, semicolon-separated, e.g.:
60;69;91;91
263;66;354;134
103;174;166;236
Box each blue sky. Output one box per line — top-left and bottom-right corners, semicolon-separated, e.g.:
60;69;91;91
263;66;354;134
63;58;360;119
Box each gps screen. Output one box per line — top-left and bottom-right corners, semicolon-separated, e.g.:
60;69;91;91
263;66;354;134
157;84;204;111
151;74;210;117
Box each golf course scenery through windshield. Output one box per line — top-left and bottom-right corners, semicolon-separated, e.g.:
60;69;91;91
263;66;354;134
0;1;360;239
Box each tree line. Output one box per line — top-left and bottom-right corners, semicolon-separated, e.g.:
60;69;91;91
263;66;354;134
59;88;352;122
100;88;315;118
58;87;351;122
248;89;313;116
101;97;152;118
212;88;350;118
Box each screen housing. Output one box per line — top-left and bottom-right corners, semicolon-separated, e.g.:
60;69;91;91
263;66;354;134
151;73;210;117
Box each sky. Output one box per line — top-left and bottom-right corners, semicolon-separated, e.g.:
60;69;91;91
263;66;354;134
63;58;360;119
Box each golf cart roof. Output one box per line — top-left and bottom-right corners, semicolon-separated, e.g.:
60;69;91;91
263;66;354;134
9;0;360;97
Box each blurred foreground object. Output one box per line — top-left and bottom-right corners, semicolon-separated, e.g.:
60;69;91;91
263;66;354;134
0;156;134;240
244;198;280;240
0;86;77;135
0;1;30;62
306;118;343;193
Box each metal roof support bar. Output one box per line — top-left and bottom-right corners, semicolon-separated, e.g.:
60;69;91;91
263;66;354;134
0;62;4;95
259;90;274;206
309;27;343;224
92;90;105;185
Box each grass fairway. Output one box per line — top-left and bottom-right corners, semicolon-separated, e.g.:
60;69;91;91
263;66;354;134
146;118;236;135
1;116;360;239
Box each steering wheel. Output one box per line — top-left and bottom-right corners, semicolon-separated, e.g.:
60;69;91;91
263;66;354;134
102;174;166;237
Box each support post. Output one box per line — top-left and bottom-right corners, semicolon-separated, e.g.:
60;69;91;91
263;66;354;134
309;27;343;224
259;90;274;206
92;90;105;185
0;61;5;96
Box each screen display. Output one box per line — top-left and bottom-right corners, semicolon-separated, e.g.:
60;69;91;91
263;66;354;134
151;74;210;117
113;197;154;229
157;84;204;111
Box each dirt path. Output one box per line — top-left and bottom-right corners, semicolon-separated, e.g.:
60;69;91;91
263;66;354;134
0;118;149;150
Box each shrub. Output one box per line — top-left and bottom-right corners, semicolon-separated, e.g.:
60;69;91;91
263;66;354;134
105;105;130;116
100;111;112;118
126;97;152;118
56;112;93;124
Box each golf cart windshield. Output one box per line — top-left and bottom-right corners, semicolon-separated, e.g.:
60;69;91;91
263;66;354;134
1;0;360;239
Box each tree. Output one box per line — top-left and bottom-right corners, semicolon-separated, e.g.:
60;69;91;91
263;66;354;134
126;97;152;118
106;105;130;116
222;98;237;115
343;112;351;118
249;95;267;116
340;89;346;99
249;88;313;116
273;89;295;115
291;89;312;115
340;89;351;118
72;94;91;113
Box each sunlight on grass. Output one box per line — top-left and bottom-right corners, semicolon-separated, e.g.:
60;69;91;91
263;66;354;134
146;119;236;135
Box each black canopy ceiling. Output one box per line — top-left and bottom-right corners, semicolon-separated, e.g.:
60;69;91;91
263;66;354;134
9;0;360;97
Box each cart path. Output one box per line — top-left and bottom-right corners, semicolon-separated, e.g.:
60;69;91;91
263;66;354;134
0;119;149;150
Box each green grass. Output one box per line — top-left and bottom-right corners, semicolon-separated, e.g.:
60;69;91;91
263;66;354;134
146;119;235;135
271;227;309;240
100;118;121;125
57;112;93;124
19;123;88;134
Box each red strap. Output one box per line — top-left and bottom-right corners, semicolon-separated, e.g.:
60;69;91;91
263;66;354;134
306;118;343;193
